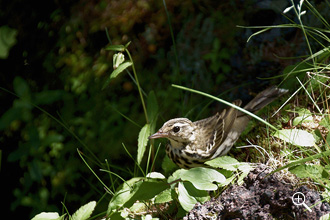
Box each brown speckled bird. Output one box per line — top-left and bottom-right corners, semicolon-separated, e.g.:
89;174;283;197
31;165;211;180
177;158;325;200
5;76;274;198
148;86;287;168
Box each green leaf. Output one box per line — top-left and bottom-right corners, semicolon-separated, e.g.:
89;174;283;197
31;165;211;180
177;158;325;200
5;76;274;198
320;116;330;128
146;172;165;179
205;156;239;171
13;76;30;99
108;178;139;215
0;26;17;59
237;166;252;185
105;44;126;52
154;188;173;204
110;61;132;79
34;90;64;105
289;164;326;180
72;201;96;220
102;61;132;90
137;123;150;165
273;129;316;146
170;167;225;191
0;107;22;130
178;182;197;212
319;213;330;220
292;108;313;126
31;212;65;220
107;177;168;215
182;181;209;203
124;41;131;48
218;174;236;187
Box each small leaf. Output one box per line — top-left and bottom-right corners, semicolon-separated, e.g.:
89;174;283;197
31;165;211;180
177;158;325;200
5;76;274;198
273;129;315;146
292;108;313;126
34;90;64;105
105;44;125;52
283;5;294;13
178;182;197;212
72;201;96;220
13;77;30;99
110;61;132;79
137;123;150;165
124;41;131;48
0;25;17;59
236;163;253;185
205;156;239;171
300;10;306;16
102;61;132;90
146;172;165;179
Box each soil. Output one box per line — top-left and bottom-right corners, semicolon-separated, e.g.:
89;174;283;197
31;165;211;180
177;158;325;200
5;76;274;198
184;164;330;220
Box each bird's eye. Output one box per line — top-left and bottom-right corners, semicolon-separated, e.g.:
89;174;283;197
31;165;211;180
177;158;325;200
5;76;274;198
173;126;180;133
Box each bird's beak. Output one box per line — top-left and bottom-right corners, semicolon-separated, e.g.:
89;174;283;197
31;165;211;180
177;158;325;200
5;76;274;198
148;131;168;139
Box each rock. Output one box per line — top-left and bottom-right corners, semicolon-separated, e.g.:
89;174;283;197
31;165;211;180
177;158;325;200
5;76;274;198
184;164;330;220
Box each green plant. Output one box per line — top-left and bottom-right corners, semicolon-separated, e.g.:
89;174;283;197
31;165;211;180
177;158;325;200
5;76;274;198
238;0;330;201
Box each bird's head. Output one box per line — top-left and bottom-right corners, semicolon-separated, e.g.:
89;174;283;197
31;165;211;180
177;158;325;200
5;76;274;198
149;118;196;148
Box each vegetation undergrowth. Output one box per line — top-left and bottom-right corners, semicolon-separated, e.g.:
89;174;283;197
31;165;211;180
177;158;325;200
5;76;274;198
28;0;330;219
239;0;330;207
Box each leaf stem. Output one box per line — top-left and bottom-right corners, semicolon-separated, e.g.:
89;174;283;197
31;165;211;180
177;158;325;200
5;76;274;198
125;49;149;124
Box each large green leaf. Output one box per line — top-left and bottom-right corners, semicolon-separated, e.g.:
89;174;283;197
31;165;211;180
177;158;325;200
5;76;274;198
137;123;150;165
182;181;209;203
205;156;239;171
177;181;210;211
72;201;96;220
273;129;316;146
169;167;225;190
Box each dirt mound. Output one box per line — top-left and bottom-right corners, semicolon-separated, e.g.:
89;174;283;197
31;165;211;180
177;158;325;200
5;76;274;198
184;164;330;220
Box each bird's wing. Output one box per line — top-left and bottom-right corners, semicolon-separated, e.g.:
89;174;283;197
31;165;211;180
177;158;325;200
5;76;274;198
193;100;242;155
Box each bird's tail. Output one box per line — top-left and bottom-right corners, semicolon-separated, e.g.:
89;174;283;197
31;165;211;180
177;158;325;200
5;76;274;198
243;86;288;113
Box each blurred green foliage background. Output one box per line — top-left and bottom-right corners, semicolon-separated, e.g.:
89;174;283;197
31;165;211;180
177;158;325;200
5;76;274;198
1;0;329;218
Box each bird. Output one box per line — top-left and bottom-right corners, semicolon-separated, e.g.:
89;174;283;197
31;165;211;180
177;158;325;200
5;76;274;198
148;86;288;168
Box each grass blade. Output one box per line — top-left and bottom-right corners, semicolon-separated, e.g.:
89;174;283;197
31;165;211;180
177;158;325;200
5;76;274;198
172;84;278;130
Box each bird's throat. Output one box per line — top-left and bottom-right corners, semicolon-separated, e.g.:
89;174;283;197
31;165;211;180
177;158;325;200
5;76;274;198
168;139;186;149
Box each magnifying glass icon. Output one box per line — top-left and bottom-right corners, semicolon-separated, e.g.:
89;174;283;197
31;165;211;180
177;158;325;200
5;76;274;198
292;192;312;212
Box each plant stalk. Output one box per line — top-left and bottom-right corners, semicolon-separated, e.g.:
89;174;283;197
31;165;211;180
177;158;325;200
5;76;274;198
125;49;149;124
